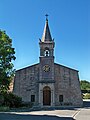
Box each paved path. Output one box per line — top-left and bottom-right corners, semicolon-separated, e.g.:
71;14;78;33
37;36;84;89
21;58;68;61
73;99;90;120
0;100;90;120
0;112;74;120
74;108;90;120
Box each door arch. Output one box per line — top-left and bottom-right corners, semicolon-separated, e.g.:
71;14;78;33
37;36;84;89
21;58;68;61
43;86;51;105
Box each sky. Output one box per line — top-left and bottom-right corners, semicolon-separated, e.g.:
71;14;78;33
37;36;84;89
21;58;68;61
0;0;90;81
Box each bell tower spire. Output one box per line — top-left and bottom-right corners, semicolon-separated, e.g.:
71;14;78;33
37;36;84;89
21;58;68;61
39;15;55;57
41;14;52;42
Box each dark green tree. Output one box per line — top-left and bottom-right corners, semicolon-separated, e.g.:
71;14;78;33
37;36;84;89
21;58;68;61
80;80;90;90
0;30;16;93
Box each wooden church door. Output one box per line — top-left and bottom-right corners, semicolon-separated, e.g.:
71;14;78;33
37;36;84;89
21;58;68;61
43;86;51;105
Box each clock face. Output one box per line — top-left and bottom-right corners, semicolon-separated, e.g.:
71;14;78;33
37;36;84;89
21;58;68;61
43;65;50;72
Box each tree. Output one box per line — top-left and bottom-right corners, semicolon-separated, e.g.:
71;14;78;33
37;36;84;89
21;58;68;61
0;30;16;93
80;80;90;90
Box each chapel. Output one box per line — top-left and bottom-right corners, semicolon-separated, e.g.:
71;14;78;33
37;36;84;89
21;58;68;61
13;17;83;107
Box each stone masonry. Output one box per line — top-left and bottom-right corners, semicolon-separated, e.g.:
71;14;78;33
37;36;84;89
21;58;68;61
13;17;83;107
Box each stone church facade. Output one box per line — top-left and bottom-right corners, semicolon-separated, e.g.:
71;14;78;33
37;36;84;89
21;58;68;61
13;18;83;107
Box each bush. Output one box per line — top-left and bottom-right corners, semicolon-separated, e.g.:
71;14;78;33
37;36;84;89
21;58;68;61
3;92;22;108
0;106;9;112
83;93;90;99
0;94;4;106
21;102;33;108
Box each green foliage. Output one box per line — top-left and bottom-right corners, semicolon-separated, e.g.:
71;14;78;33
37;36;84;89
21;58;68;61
0;94;4;105
0;106;9;112
3;92;22;108
80;80;90;90
0;92;33;108
0;30;16;93
21;102;33;108
83;93;90;99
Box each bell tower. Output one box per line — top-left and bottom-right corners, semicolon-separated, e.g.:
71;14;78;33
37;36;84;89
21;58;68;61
39;16;55;82
39;15;55;106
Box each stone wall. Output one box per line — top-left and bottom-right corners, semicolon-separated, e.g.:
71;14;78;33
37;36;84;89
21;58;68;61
54;63;83;106
13;62;83;107
13;64;39;105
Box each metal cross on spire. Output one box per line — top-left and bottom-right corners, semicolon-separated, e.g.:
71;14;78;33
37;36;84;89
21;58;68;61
45;14;49;21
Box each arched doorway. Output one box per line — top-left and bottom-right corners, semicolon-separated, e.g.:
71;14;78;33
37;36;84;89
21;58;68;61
43;86;51;105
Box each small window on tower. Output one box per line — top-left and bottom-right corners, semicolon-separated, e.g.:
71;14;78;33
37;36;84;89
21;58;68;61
31;95;35;102
59;95;63;102
45;50;49;56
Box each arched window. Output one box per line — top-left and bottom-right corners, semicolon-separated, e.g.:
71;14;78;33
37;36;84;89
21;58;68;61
45;50;50;56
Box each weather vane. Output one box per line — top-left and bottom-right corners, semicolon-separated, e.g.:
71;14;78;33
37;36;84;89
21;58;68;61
45;14;49;21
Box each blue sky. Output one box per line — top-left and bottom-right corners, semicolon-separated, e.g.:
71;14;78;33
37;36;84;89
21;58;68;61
0;0;90;81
